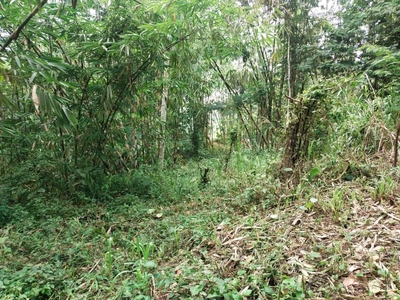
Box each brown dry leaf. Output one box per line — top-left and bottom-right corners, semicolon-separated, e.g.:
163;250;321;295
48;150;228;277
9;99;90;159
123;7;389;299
292;218;301;226
32;84;39;113
368;279;382;294
316;234;329;240
390;280;397;290
370;254;380;262
343;273;356;288
245;255;253;263
352;200;361;215
388;288;399;299
300;269;310;281
302;262;314;270
216;221;225;231
222;236;245;245
347;265;361;272
174;267;182;276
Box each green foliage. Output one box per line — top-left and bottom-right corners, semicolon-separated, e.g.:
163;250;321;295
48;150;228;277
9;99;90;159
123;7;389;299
278;277;306;299
0;264;67;299
0;145;400;299
307;167;321;182
0;204;13;227
373;175;395;201
326;188;346;223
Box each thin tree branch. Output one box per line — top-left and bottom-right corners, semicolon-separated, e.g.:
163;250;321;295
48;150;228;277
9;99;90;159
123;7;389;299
0;0;48;53
210;59;235;95
210;59;253;144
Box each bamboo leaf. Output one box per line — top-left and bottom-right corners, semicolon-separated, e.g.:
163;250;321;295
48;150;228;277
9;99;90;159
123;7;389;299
14;56;21;67
29;72;37;84
61;105;77;125
0;125;16;137
0;91;17;109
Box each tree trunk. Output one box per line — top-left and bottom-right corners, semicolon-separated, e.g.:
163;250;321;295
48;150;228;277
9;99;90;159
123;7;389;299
132;103;139;169
158;67;168;169
286;34;291;128
173;126;179;164
393;116;400;167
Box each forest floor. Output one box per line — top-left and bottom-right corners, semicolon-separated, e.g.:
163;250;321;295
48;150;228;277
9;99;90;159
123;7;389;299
1;150;400;299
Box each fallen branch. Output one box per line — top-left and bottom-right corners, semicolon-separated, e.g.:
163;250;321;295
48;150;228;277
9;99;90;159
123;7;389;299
377;205;400;222
88;259;100;273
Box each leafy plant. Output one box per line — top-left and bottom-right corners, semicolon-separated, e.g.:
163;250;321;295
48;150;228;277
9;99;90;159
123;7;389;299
373;175;395;201
0;265;67;299
308;167;321;182
131;238;155;261
278;277;305;300
325;188;346;222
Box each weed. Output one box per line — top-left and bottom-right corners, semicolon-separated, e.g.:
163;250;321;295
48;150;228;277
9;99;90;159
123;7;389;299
131;238;155;260
104;237;114;275
373;175;395;201
278;276;306;299
324;188;345;222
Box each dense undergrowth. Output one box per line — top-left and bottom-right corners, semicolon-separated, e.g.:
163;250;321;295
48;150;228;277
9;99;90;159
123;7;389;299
1;148;400;299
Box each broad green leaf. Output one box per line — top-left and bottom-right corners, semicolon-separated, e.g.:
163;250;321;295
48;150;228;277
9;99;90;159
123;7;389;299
190;283;204;296
241;288;252;296
308;167;321;181
305;202;313;209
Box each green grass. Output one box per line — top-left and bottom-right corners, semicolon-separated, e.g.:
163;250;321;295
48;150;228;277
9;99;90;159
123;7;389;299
1;150;400;299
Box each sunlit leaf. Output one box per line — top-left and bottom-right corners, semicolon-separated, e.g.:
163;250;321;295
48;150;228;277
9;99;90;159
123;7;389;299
14;56;21;67
29;72;37;84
